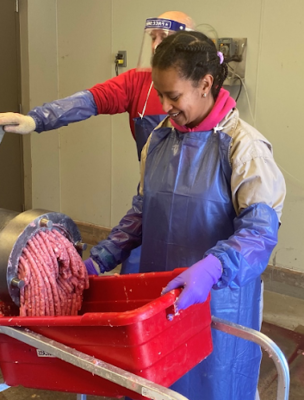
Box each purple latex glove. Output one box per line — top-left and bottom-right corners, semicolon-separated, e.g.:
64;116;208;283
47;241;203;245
83;258;99;276
162;254;222;311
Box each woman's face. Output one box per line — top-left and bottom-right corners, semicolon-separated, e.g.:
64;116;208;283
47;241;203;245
152;67;214;128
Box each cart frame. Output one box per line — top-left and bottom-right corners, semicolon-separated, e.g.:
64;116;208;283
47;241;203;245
0;316;290;400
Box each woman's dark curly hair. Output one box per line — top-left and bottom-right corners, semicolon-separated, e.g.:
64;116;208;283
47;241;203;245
152;30;228;100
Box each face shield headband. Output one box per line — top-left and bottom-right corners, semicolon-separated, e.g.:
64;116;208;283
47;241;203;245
137;18;189;71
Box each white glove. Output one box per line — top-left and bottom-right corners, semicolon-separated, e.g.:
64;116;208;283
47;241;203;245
0;112;36;134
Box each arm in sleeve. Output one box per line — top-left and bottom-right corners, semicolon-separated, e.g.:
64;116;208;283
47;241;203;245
88;69;137;115
206;123;286;288
90;194;143;272
206;203;279;288
28;90;97;133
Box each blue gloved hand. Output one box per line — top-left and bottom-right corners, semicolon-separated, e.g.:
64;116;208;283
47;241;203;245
83;258;100;276
162;254;222;311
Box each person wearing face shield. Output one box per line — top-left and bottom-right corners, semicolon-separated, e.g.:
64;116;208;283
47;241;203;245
133;13;195;158
0;11;195;158
0;11;195;276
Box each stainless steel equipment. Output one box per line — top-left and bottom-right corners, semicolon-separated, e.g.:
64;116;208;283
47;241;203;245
0;208;86;310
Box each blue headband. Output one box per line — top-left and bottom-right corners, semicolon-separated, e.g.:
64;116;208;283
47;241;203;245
145;18;186;32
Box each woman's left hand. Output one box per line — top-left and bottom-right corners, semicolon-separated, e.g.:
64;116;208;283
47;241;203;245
162;254;222;311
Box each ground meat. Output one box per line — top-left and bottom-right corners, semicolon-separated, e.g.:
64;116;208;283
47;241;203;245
0;301;14;317
17;228;89;317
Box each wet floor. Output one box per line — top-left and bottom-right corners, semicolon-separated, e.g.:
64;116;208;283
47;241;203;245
259;322;304;399
0;320;302;400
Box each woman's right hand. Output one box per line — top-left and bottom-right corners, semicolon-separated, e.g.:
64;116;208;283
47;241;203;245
0;112;36;134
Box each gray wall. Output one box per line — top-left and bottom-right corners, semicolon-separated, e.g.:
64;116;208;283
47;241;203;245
20;0;304;272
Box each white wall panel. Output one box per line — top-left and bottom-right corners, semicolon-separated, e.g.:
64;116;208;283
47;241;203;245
27;0;61;212
256;0;304;269
57;0;112;226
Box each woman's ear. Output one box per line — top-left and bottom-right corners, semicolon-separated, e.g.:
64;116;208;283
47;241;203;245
201;74;214;96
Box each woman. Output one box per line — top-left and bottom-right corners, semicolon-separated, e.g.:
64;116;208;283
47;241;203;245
87;31;286;400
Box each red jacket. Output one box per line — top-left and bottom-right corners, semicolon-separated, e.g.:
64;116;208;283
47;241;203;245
89;69;165;139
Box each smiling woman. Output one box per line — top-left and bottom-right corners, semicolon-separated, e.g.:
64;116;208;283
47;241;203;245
151;30;228;129
152;66;215;127
80;30;286;400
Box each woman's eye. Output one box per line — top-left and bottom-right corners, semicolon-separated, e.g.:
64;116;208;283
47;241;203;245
170;96;179;101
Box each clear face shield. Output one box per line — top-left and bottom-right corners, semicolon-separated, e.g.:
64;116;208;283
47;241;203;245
137;18;188;71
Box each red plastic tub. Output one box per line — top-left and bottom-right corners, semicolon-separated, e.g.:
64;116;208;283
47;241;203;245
0;269;212;399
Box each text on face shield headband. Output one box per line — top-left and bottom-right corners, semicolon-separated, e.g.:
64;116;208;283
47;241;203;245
145;18;186;31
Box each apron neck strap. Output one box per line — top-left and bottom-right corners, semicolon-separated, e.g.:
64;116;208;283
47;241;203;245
138;81;154;119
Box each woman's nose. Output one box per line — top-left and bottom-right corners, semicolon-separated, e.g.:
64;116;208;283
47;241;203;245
161;97;173;113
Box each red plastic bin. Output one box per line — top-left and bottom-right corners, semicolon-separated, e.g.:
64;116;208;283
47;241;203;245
0;269;212;399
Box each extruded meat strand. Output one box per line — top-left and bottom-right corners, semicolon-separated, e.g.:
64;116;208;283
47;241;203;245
27;239;54;316
17;228;89;316
22;249;44;316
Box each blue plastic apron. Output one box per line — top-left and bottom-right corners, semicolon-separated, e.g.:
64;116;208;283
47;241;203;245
134;114;166;161
138;126;262;400
120;85;166;275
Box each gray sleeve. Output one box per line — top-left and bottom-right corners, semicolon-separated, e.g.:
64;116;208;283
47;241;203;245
230;121;286;221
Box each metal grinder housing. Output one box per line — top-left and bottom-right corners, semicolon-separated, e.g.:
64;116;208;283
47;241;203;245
0;209;85;312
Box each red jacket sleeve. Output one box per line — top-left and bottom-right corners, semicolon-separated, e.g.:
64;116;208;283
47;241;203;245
88;69;138;115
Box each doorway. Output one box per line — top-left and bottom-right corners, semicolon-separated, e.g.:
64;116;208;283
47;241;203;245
0;0;24;212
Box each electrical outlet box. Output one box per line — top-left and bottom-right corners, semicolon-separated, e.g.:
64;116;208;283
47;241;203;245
218;38;236;58
115;50;127;67
217;38;247;86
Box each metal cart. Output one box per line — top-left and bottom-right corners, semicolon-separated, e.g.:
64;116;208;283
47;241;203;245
0;315;290;400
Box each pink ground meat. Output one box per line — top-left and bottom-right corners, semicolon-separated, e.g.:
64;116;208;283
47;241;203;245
17;229;89;316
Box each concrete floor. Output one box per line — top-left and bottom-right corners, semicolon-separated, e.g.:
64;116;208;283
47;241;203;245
259;321;304;399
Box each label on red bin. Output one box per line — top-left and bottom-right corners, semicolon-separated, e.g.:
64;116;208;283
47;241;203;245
36;349;56;358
